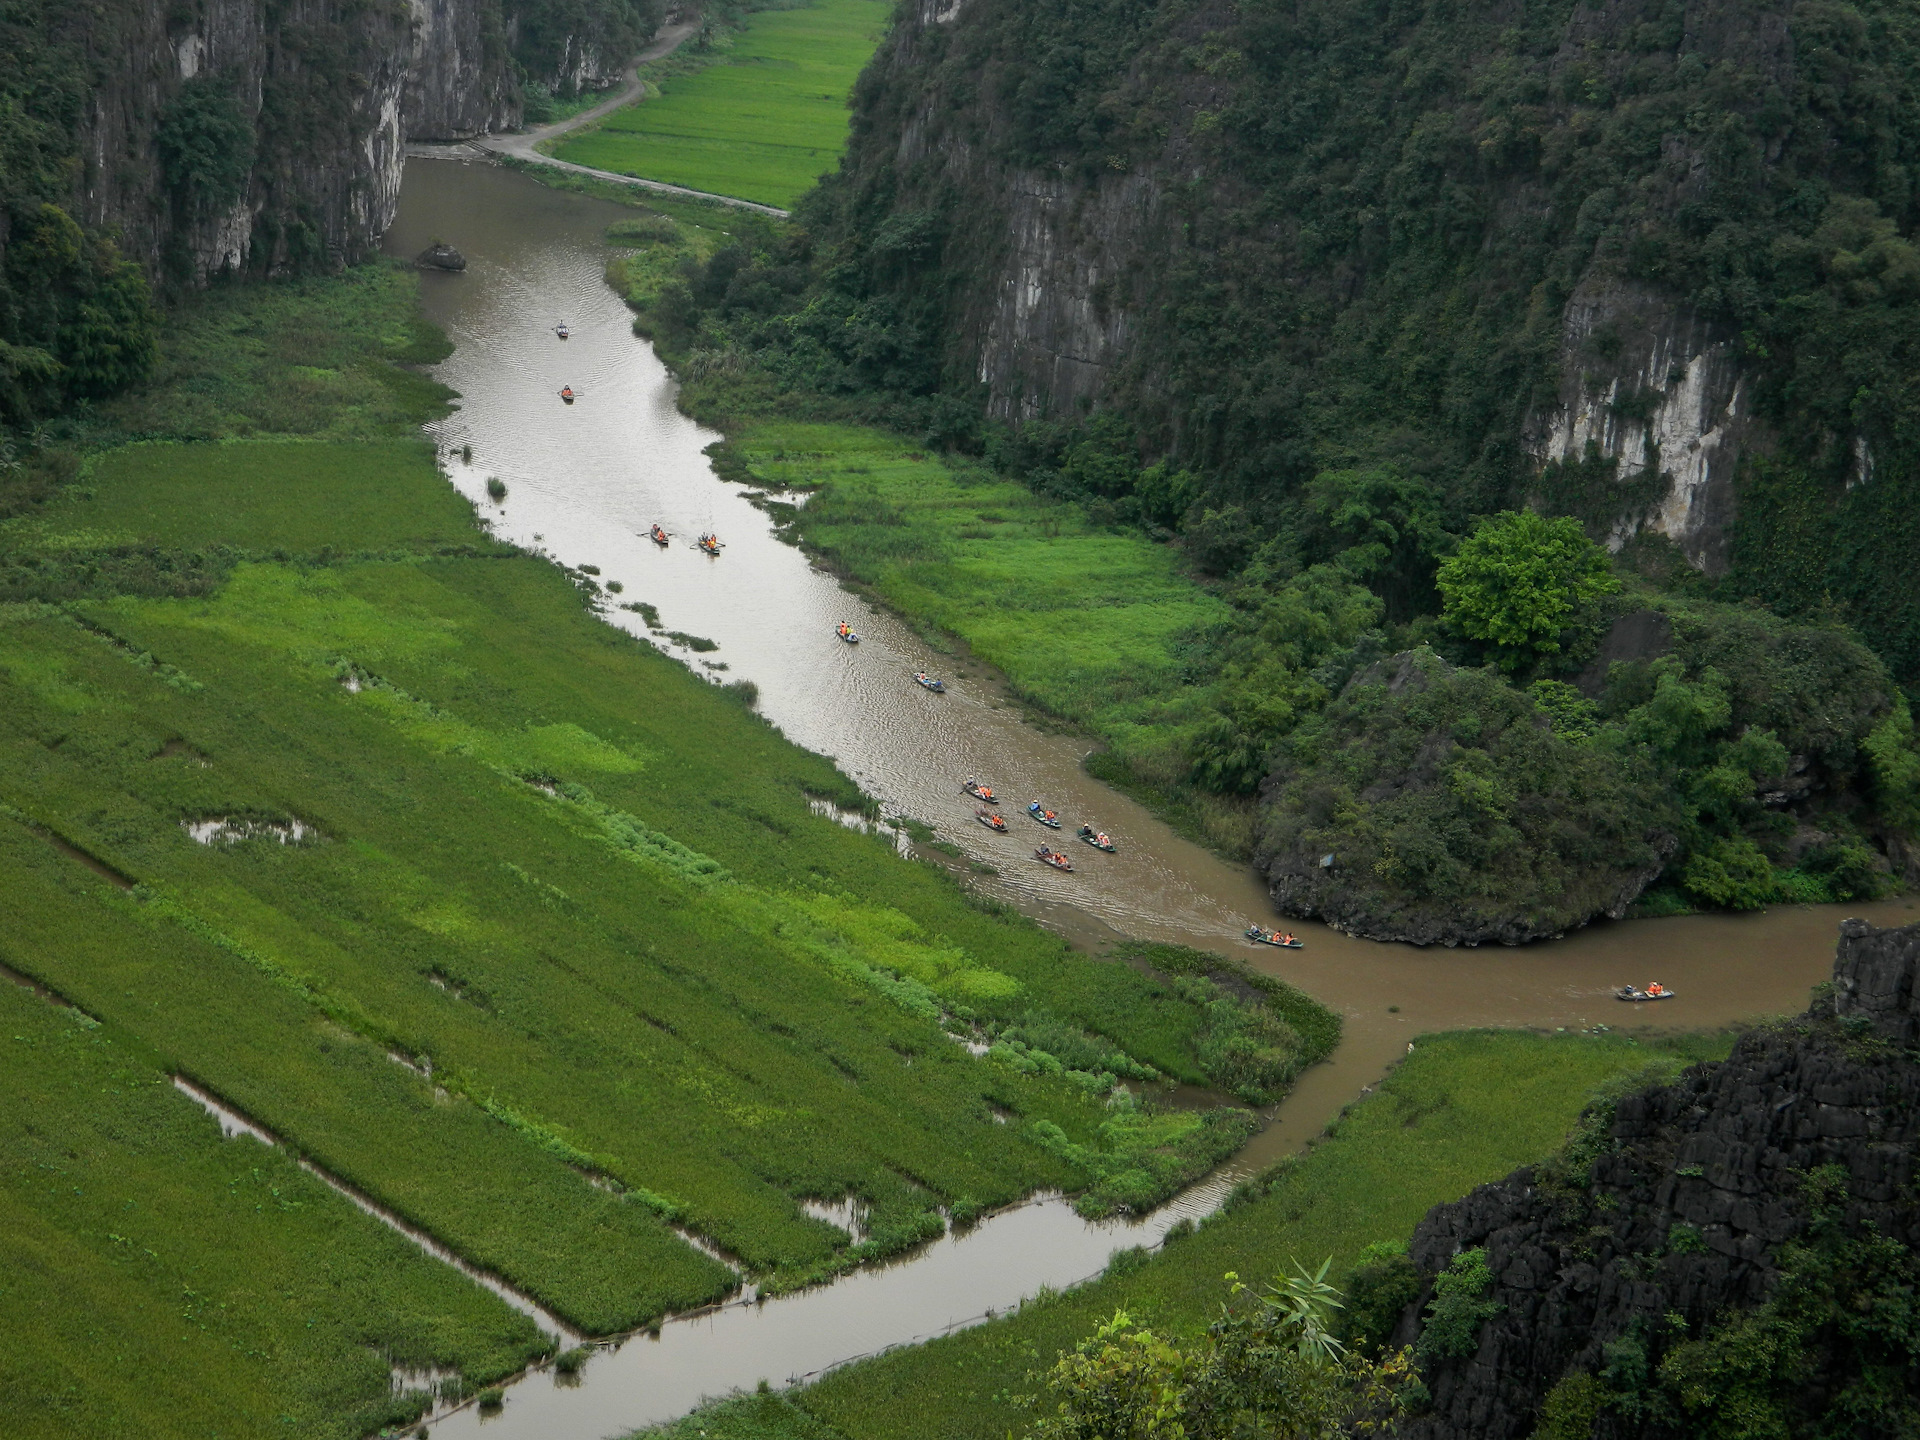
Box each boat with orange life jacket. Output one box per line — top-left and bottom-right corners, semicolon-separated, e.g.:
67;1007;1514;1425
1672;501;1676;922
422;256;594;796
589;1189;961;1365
1033;846;1073;872
975;809;1008;832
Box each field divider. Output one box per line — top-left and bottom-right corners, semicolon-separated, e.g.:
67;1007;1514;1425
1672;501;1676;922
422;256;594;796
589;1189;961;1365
167;1073;586;1345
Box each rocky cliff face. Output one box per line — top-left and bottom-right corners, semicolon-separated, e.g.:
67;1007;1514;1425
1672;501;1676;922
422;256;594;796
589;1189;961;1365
43;0;643;285
1391;917;1920;1437
829;0;1913;575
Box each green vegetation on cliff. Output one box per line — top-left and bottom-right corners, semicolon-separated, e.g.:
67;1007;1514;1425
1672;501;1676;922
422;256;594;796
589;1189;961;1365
600;0;1920;932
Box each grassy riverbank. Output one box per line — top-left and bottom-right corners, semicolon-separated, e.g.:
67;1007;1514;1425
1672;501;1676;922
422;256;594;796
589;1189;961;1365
552;0;891;208
640;1026;1735;1440
0;259;1340;1432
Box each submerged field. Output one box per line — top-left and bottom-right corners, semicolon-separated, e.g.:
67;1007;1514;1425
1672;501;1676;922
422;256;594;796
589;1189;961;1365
642;1027;1734;1440
0;265;1338;1435
552;0;890;208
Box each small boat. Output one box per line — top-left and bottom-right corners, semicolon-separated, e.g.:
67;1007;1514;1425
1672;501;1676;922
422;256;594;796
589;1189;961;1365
914;671;946;692
556;323;570;339
836;624;860;644
649;524;670;547
1246;926;1303;949
1077;825;1115;852
1033;846;1073;872
1027;802;1061;829
962;779;997;803
975;809;1008;832
698;533;721;556
1616;986;1676;1003
560;386;576;403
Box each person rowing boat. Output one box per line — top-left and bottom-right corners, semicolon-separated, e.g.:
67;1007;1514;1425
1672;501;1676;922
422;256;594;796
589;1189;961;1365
649;524;670;546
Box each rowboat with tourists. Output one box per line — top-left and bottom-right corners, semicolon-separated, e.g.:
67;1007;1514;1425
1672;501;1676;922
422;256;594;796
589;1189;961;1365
914;671;945;692
649;524;670;546
1077;825;1115;852
559;385;575;403
836;622;860;644
1033;847;1073;872
1616;983;1675;1002
963;779;997;803
975;809;1008;832
698;532;722;556
1246;926;1303;948
555;322;570;339
1027;802;1061;829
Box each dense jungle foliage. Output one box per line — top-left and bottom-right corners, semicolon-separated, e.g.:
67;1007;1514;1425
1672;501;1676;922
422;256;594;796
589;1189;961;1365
630;0;1920;930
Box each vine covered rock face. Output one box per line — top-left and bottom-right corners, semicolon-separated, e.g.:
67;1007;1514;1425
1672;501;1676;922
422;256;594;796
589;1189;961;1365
1391;918;1920;1438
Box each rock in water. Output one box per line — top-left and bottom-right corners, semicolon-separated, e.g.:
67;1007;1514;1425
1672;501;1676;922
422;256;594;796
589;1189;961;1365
416;242;467;271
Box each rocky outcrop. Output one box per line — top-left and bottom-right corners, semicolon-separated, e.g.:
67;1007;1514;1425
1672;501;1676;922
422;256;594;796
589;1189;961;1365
44;0;653;285
415;241;468;270
1255;651;1676;947
1391;917;1920;1437
404;0;518;141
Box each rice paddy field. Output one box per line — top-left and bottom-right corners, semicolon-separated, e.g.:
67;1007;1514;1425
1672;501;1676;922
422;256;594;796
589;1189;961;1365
551;0;892;208
644;1027;1735;1440
0;982;549;1440
0;266;1337;1436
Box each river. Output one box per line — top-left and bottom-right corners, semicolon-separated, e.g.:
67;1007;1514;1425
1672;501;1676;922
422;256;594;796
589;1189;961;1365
380;156;1916;1437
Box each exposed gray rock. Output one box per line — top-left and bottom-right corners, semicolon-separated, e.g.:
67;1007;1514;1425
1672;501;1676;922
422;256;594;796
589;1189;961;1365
1391;918;1920;1438
416;242;468;271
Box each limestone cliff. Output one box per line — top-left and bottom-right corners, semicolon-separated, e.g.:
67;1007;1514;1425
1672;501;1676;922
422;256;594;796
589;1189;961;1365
1389;917;1920;1436
15;0;654;285
822;0;1918;578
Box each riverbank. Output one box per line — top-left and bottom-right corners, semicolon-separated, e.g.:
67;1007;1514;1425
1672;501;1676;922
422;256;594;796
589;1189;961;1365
641;1026;1734;1440
0;260;1338;1437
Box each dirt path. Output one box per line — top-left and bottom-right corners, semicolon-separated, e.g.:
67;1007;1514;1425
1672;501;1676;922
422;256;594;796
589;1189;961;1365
475;17;792;219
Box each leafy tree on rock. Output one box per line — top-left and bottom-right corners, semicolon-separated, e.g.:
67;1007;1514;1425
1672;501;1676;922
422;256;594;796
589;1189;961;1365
1432;511;1618;673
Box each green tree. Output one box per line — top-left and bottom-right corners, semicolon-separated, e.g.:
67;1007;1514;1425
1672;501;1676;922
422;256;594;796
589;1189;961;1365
156;77;255;216
1436;511;1618;672
1029;1265;1414;1439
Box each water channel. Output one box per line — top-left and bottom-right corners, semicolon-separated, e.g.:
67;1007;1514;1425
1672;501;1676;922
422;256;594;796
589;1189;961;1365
381;157;1917;1437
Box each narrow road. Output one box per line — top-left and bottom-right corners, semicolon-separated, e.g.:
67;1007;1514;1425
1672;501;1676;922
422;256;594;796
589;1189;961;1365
475;17;793;219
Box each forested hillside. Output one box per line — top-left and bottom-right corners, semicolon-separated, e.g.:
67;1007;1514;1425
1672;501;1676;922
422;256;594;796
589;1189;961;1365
0;0;661;427
642;0;1920;940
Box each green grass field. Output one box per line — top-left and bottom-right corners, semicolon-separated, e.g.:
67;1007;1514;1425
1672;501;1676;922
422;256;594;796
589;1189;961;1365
0;263;1338;1436
0;982;547;1440
720;420;1252;848
640;1027;1733;1440
553;0;892;208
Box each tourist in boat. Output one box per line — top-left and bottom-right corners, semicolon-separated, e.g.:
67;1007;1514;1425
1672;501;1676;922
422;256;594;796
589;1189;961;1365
1647;981;1667;997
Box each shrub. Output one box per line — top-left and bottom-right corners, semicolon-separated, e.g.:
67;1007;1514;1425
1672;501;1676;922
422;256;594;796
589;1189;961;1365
1417;1248;1501;1360
1339;1240;1422;1356
156;77;255;215
486;477;507;500
1436;512;1618;673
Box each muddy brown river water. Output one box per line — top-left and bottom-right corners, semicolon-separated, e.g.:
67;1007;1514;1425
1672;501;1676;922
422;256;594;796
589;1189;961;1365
381;158;1916;1436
